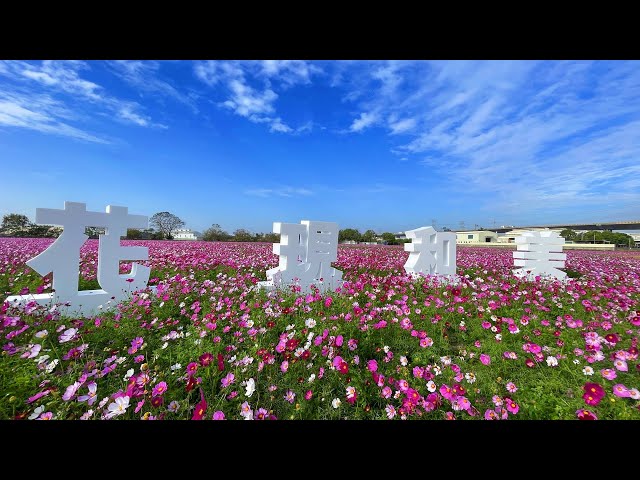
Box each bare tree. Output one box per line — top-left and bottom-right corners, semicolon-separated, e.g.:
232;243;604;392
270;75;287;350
149;211;185;239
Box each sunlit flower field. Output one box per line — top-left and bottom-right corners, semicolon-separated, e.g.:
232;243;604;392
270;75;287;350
1;238;638;420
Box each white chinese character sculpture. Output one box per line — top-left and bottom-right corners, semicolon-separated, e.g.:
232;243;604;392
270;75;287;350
258;220;343;294
5;201;152;317
513;230;566;280
404;226;457;279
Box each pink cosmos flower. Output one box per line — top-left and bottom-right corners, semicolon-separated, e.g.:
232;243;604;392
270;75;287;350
212;410;226;420
346;386;357;404
385;405;396;419
367;359;378;372
62;381;81;402
484;409;498;420
381;386;392;398
134;355;145;363
397;379;409;392
221;372;235;388
284;390;296;404
612;384;631;398
613;359;628;372
36;412;53;420
279;360;289;373
506;382;518;393
186;362;198;376
480;354;491;366
199;352;214;367
77;382;98;406
304;390;313;400
255;408;269;420
152;381;168;397
135;400;145;413
440;384;454;401
600;368;617;380
335;335;344;347
504;398;519;414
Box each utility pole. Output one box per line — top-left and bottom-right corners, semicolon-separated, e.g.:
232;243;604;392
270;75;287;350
459;221;465;231
431;219;437;231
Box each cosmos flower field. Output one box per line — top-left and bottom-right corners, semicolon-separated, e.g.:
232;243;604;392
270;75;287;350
1;237;639;420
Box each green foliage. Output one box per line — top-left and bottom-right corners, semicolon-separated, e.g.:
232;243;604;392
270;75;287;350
202;224;231;242
339;228;362;243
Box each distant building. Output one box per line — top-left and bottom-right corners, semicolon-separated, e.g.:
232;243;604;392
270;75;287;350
497;227;564;243
631;234;640;247
456;230;498;244
173;228;200;240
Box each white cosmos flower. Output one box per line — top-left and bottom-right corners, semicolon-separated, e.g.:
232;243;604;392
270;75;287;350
331;398;341;408
28;406;44;420
58;328;77;343
245;378;256;397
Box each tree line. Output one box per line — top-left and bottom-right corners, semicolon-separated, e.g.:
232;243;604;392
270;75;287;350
560;229;635;247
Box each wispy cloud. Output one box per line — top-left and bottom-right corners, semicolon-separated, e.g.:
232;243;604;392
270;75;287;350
243;186;314;198
0;60;167;135
0;90;108;143
337;60;640;220
107;60;199;113
194;60;320;134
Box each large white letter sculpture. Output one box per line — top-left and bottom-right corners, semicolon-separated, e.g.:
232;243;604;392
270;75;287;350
404;226;457;278
258;220;343;294
5;201;152;317
513;230;566;280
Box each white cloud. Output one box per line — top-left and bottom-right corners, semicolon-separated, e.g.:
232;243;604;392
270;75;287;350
0;92;108;143
108;60;199;113
389;117;416;135
1;60;164;131
194;60;318;134
350;111;378;132
337;60;640;220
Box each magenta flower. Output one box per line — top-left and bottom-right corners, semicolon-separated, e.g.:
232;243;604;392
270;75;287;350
221;372;235;388
280;360;289;373
335;335;344;347
255;408;269;420
186;362;198;376
152;381;168;397
505;398;519;415
612;384;631;398
199;352;214;367
367;359;378;372
192;389;207;420
304;390;313;400
479;354;491;366
505;382;518;393
212;410;226;420
583;382;605;405
576;409;598;420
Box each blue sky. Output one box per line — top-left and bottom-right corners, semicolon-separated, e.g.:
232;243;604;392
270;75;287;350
1;60;639;234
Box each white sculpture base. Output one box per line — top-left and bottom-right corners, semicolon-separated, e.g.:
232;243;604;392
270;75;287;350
5;285;157;318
